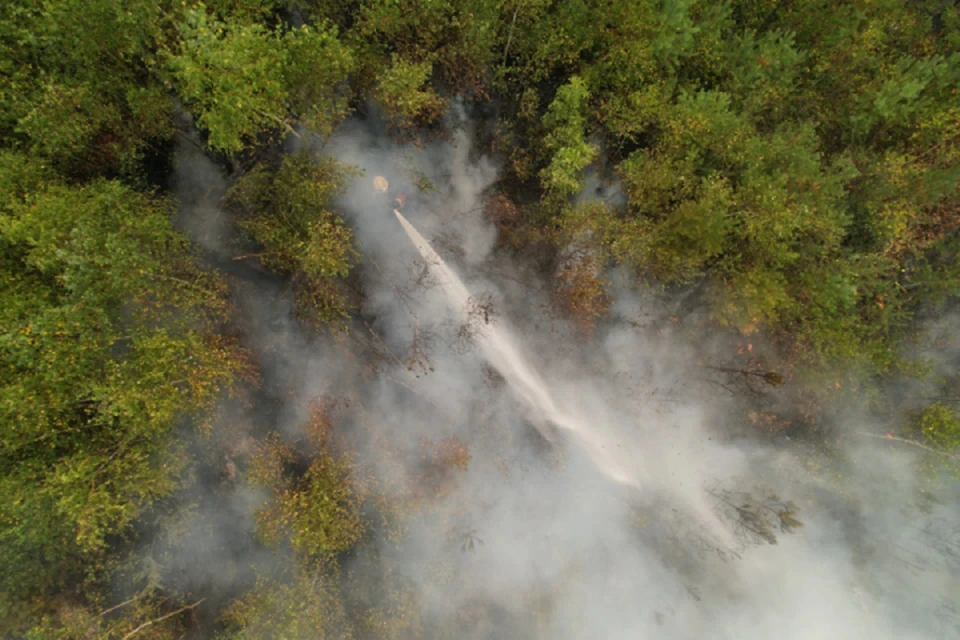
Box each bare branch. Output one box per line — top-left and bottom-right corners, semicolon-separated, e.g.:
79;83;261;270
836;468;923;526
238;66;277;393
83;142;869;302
143;272;212;295
502;5;520;66
855;431;958;460
256;110;301;140
362;318;409;371
98;595;141;617
231;252;276;261
121;598;206;640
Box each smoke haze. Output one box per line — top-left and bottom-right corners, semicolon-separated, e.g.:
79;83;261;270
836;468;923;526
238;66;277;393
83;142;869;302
168;106;959;639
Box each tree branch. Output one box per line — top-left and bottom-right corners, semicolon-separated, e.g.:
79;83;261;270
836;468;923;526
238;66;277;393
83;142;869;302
232;252;276;261
855;431;958;460
121;598;206;640
502;6;520;67
98;595;141;617
257;110;301;140
144;272;212;295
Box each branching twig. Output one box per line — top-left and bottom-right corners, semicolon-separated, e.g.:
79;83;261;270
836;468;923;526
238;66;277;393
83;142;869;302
98;595;141;617
855;431;958;460
704;489;775;543
477;263;544;292
502;5;520;67
704;366;785;387
379;370;445;414
256;110;301;139
362;318;409;372
231;252;275;261
173;129;208;154
343;320;446;416
365;255;417;314
121;598;206;640
144;272;211;295
700;376;762;397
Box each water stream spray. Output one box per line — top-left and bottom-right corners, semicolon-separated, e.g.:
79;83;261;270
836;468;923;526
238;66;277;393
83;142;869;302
394;209;640;489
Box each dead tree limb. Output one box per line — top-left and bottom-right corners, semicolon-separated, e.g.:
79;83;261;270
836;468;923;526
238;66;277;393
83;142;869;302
256;110;301;139
502;6;520;66
855;431;958;460
121;598;206;640
98;595;142;617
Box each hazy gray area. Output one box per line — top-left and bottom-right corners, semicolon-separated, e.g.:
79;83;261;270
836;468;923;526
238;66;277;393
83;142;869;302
168;106;960;639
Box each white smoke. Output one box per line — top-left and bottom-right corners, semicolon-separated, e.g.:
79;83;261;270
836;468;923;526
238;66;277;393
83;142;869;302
166;105;959;639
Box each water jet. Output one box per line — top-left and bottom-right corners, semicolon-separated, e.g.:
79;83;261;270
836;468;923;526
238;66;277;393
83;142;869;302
393;209;641;490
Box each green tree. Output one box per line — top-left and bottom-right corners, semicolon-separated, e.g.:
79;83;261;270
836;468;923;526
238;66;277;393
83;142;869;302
250;443;368;560
914;404;960;453
246;402;367;561
23;587;203;640
373;56;448;130
539;76;597;206
351;0;499;95
0;0;177;178
220;570;354;640
225;151;358;324
0;153;246;625
168;7;354;153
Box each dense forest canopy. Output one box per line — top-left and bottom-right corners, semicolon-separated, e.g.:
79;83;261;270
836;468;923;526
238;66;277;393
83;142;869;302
1;0;959;638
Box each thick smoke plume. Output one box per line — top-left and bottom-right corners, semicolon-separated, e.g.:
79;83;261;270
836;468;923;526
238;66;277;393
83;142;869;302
170;106;959;639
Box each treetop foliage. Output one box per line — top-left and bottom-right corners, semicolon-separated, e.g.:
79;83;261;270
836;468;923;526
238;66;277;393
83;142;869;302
2;0;960;636
225;151;359;324
169;8;355;152
0;151;247;620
